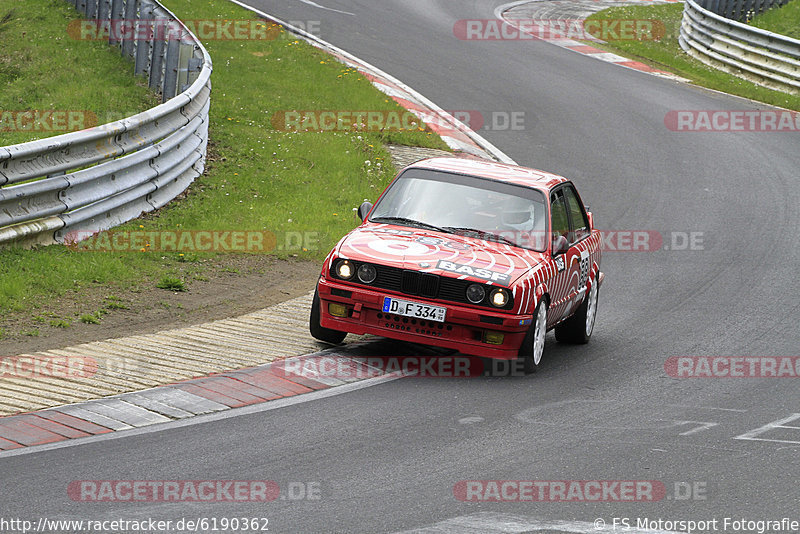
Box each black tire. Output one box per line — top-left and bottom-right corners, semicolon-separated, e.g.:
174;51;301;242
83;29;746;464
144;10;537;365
554;280;598;344
309;287;347;344
516;299;548;374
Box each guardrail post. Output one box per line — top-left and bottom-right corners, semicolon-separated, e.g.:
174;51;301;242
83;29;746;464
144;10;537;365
162;38;180;102
109;0;125;47
97;0;110;24
97;0;111;45
751;0;762;18
177;42;193;94
121;0;138;58
134;1;154;77
186;46;204;88
149;30;167;92
736;0;746;20
724;0;734;18
86;0;99;20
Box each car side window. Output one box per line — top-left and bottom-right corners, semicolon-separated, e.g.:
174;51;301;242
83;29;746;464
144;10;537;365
563;186;590;243
550;191;569;241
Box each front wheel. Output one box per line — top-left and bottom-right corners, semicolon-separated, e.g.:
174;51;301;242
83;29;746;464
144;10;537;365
555;279;598;344
309;287;347;344
517;299;548;374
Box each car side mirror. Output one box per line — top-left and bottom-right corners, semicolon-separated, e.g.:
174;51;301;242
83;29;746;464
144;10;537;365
357;201;373;222
552;235;569;256
586;211;594;230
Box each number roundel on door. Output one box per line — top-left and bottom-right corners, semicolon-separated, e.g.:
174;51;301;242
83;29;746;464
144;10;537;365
579;250;590;289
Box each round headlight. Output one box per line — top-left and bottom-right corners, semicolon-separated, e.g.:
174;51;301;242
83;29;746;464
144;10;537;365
336;260;354;279
466;284;486;304
357;263;377;284
490;288;509;308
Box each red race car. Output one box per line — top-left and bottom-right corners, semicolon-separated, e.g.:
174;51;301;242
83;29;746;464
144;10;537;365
310;157;603;373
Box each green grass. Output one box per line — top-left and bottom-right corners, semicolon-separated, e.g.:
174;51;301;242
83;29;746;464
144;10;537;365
104;297;129;310
0;0;450;317
156;276;187;292
584;4;800;111
0;0;159;145
79;313;101;324
749;0;800;39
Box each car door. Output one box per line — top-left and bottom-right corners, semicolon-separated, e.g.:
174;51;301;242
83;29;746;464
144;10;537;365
546;186;589;327
561;184;593;315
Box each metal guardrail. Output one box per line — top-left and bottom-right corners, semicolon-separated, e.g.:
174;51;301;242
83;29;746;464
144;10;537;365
679;0;800;94
693;0;790;21
0;0;212;246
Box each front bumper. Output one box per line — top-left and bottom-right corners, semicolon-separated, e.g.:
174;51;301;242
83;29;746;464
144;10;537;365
317;277;531;360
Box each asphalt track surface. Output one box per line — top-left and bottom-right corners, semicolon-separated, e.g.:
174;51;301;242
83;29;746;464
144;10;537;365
2;1;799;532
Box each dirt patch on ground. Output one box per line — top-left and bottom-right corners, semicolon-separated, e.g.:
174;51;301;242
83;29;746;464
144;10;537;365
0;255;322;356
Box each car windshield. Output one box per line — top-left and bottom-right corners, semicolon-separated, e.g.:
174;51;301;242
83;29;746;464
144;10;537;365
369;168;547;251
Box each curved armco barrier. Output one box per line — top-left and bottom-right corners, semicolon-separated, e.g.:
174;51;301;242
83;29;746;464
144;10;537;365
0;0;212;246
679;0;800;94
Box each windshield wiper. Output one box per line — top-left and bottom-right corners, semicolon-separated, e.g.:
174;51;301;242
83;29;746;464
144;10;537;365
444;227;520;248
371;216;451;234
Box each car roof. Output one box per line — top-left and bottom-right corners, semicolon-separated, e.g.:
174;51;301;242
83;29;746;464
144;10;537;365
406;157;569;190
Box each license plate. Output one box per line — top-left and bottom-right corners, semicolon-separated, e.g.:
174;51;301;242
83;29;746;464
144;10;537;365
382;297;446;322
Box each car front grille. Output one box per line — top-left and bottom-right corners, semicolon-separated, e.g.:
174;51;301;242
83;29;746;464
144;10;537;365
329;260;514;310
375;264;507;308
400;271;439;298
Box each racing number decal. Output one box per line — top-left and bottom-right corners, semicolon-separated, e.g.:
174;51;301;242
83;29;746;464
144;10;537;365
579;250;590;289
555;256;566;273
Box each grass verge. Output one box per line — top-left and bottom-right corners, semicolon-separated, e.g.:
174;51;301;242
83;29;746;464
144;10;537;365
0;0;449;326
0;0;159;146
584;4;800;111
749;0;800;40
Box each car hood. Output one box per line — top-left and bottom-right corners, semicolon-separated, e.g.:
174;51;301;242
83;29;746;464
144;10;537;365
335;223;547;287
